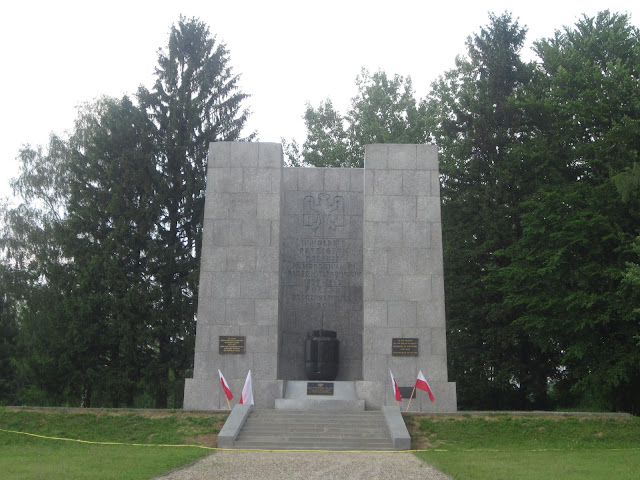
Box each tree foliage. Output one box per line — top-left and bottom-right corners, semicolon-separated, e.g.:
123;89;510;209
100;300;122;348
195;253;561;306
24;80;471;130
284;69;426;167
0;17;252;408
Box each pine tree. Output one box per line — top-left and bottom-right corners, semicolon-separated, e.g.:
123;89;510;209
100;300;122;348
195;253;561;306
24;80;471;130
137;16;253;407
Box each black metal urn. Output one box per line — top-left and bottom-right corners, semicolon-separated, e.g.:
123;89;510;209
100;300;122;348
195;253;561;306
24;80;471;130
304;329;339;381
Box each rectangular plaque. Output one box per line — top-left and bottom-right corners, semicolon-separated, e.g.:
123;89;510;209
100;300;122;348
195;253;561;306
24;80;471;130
398;386;414;399
392;337;419;357
307;382;334;396
218;336;246;354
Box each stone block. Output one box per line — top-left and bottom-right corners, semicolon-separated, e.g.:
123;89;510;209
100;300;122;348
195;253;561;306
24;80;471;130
372;221;403;248
225;299;255;325
229;193;258;220
204;192;230;219
349;168;364;192
402;275;431;301
256;193;280;219
239;272;278;299
225;246;256;272
388;300;417;327
374;169;403;195
364;196;389;222
282;168;297;190
256;247;279;272
198;298;226;325
417;144;438;170
230;142;259;167
212;168;243;193
389;196;417;221
417;301;445;328
255;299;278;325
402;170;431;196
297;168;324;191
243;168;274;193
364;169;374;195
365;144;388;169
387;249;419;276
389;144;417;170
324;167;350;191
259;142;283;168
364;301;388;327
417;195;441;222
208;142;231;168
403;222;431;249
200;246;226;272
373;274;404;300
211;219;231;246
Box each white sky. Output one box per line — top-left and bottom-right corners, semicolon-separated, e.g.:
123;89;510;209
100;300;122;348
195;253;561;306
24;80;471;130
1;0;638;201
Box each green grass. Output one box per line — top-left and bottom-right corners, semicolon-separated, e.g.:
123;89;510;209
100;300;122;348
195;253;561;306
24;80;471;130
0;407;228;480
408;414;640;480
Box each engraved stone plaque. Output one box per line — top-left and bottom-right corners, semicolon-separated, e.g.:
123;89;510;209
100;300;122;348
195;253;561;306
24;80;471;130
218;336;246;354
392;338;419;357
279;180;364;381
307;382;334;396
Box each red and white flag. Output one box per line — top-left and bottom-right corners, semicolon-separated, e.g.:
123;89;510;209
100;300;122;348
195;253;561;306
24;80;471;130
240;370;254;405
416;370;435;402
389;370;402;402
218;369;233;401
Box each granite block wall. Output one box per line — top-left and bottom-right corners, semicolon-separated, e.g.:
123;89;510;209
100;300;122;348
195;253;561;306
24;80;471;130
358;144;457;412
184;142;456;412
184;142;284;409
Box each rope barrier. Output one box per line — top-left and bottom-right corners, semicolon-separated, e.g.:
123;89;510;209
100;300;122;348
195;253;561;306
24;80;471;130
3;428;638;454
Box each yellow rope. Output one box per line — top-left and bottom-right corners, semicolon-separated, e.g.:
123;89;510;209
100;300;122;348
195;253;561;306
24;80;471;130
5;428;636;454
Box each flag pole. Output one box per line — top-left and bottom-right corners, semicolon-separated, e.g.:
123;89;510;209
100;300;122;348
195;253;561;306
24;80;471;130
226;397;231;410
405;386;416;412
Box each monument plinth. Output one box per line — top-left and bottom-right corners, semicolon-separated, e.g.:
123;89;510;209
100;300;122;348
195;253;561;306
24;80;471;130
183;142;457;412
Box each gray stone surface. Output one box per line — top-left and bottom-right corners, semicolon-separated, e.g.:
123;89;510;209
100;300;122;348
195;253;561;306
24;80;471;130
217;404;253;447
184;142;456;413
382;406;411;450
275;380;365;410
278;168;364;381
361;144;457;412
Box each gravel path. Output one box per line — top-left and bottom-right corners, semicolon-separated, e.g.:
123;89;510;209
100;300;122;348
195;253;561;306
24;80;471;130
156;450;452;480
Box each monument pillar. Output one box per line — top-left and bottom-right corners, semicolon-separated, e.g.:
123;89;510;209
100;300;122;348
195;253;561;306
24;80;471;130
184;142;284;409
183;142;456;412
356;144;457;412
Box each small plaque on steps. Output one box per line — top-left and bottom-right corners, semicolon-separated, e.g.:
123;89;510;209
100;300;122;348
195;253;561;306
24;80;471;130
307;382;334;396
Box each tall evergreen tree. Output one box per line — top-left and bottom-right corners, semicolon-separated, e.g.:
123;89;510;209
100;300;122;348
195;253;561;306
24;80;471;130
425;12;552;409
137;16;253;407
498;11;640;412
61;96;159;406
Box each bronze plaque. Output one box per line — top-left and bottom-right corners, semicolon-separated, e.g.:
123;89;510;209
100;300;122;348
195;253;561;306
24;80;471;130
218;336;246;354
307;382;334;396
392;337;419;357
398;386;414;399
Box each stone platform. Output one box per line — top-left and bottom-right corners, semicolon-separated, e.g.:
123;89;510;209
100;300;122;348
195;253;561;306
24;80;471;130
275;381;365;410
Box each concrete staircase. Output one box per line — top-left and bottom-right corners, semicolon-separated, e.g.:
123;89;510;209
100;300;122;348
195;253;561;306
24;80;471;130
231;409;395;450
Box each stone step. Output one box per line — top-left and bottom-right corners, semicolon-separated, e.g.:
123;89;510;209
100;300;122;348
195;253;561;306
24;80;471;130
228;408;395;451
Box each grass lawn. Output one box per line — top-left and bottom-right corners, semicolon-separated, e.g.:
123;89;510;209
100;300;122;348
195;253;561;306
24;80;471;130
0;407;227;480
406;414;640;480
3;407;639;480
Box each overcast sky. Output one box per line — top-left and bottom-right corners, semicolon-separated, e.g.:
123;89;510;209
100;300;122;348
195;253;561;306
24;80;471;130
1;0;638;201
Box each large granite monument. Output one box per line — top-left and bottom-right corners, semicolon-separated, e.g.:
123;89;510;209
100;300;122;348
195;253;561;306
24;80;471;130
183;142;457;412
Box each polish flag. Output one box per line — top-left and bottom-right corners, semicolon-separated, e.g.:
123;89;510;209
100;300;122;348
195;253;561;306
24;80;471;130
389;370;402;402
218;369;233;401
240;370;254;405
416;370;435;402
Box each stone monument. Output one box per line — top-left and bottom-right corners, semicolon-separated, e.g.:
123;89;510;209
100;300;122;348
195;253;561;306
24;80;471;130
183;142;457;412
